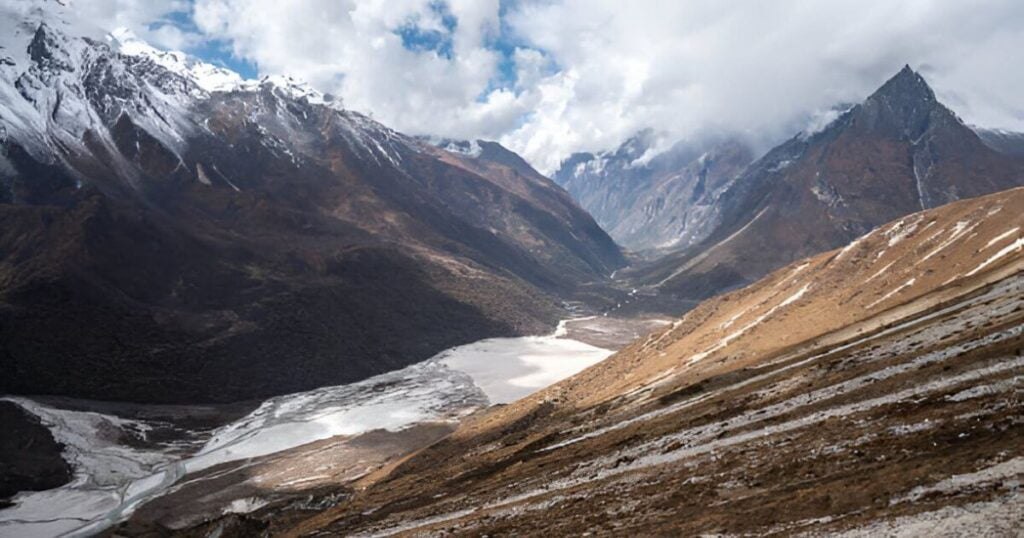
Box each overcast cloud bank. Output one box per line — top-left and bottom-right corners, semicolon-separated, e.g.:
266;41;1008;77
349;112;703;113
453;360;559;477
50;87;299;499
75;0;1024;173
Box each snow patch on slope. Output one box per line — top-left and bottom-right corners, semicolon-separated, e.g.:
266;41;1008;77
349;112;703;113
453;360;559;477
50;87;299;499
884;215;922;247
983;227;1019;250
690;283;811;364
965;237;1024;277
866;278;916;310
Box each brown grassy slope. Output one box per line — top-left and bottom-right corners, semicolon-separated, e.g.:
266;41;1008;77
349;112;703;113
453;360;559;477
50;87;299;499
549;186;1024;409
258;187;1024;537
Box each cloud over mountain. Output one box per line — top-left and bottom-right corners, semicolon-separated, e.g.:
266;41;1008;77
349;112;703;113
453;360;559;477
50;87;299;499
73;0;1024;173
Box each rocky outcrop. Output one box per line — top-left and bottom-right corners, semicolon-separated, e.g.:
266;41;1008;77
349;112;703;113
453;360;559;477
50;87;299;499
0;401;71;505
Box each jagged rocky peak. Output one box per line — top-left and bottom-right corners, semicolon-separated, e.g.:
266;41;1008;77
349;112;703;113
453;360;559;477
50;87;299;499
873;64;937;102
853;64;950;139
615;127;658;161
630;63;1024;306
27;23;67;68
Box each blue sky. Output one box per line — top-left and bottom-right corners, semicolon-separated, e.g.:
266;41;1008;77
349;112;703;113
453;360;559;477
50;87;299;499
151;8;259;78
159;0;529;98
396;1;458;60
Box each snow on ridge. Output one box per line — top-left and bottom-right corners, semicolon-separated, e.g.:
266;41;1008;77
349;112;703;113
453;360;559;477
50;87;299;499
112;27;243;93
113;28;348;114
0;0;106;73
1;10;410;177
0;13;206;161
242;74;347;111
441;139;483;158
111;25;353;115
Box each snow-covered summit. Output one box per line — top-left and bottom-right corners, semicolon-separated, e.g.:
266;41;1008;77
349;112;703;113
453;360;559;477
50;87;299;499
111;27;244;93
0;1;381;172
1;0;346;106
113;30;360;116
0;14;205;162
110;28;351;112
239;74;346;111
0;0;99;75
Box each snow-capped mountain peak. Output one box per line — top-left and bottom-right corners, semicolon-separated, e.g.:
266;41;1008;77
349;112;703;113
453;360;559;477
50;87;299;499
111;28;351;113
243;74;346;110
1;0;344;108
111;27;244;93
0;0;103;71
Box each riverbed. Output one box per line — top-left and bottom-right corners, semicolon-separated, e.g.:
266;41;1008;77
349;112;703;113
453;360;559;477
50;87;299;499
0;318;625;537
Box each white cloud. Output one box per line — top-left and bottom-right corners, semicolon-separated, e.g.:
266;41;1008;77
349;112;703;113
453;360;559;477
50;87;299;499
497;0;1024;172
73;0;1024;174
71;0;201;50
190;0;528;141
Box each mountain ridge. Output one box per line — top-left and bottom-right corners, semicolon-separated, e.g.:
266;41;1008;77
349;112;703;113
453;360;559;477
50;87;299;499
553;130;756;251
0;10;624;403
624;65;1024;309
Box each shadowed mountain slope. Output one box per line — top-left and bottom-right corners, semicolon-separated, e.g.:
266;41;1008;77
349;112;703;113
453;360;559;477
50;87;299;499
0;4;623;403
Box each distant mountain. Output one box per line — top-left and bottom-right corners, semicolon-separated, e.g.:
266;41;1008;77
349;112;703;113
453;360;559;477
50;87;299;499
193;185;1024;537
0;2;623;403
978;128;1024;158
627;65;1024;306
553;131;755;251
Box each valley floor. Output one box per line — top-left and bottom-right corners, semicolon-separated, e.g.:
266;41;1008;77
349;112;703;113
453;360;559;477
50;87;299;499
0;317;648;537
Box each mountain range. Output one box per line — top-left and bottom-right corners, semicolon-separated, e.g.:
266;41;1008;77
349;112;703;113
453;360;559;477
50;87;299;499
554;131;755;252
617;66;1024;309
2;2;1023;535
0;3;623;403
